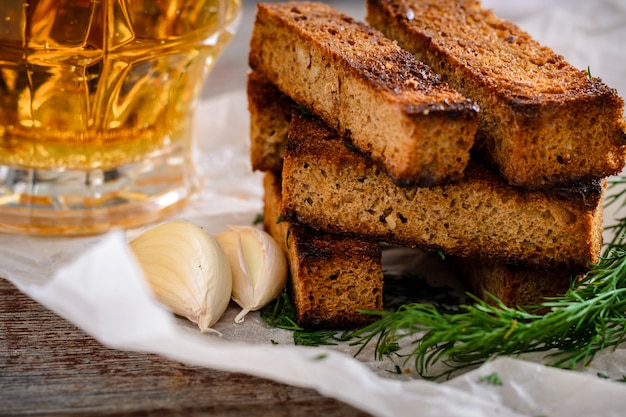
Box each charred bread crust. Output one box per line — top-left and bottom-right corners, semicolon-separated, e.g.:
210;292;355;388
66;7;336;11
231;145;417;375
249;1;479;187
366;0;626;189
281;112;604;271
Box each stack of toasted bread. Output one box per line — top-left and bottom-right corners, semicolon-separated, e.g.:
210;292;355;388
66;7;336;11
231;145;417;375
247;1;626;328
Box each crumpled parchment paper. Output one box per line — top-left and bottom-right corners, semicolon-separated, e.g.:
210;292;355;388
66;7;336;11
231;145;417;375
2;1;626;416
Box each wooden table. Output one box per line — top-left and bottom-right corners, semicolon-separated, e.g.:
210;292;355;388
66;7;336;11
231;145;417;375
0;279;371;416
0;2;373;416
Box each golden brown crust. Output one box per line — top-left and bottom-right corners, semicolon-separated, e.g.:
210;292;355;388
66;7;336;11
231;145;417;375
250;1;479;187
263;171;383;329
366;0;626;189
281;112;604;271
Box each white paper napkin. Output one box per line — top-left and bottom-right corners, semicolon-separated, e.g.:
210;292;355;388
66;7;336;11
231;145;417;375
3;1;626;416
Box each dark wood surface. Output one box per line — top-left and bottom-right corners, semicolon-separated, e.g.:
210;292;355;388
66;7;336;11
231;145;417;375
0;278;371;416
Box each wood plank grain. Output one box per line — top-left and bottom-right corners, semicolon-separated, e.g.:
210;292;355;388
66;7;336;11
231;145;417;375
0;279;372;416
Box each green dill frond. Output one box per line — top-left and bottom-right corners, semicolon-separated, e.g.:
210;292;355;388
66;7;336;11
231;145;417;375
285;224;291;249
342;142;360;152
479;372;503;386
291;103;312;117
603;175;626;249
351;242;626;379
259;288;345;346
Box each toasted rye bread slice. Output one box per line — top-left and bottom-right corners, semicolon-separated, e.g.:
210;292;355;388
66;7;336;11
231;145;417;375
247;71;292;173
281;112;604;271
249;1;479;187
250;76;578;310
366;0;626;189
453;257;574;308
263;171;383;328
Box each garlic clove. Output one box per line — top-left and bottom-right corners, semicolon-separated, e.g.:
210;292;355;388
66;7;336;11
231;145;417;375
129;221;232;333
216;225;288;323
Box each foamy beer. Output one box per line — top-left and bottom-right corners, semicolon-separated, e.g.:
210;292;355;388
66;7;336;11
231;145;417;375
0;0;241;234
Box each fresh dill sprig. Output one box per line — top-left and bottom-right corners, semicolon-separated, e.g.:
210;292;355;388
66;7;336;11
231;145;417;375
479;372;503;386
260;288;348;346
252;213;264;225
603;176;626;249
351;249;626;379
291;103;312;117
342;142;360;153
603;176;626;208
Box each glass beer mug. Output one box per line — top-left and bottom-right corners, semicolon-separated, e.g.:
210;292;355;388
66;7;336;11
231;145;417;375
0;0;241;235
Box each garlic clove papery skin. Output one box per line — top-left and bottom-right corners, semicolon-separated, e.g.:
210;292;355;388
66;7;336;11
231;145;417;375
129;221;232;333
216;225;288;323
